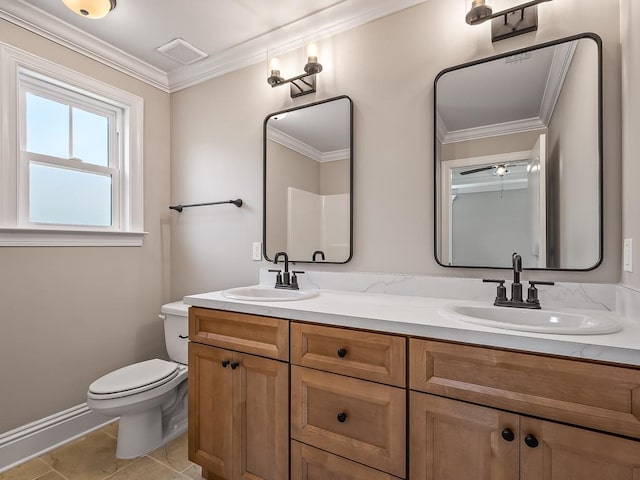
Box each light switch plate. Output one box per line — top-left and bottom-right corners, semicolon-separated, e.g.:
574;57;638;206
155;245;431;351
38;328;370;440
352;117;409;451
252;242;262;261
624;238;633;272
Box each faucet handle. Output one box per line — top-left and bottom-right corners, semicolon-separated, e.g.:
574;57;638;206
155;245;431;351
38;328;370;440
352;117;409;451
290;271;305;290
483;279;507;303
268;269;283;287
526;281;555;306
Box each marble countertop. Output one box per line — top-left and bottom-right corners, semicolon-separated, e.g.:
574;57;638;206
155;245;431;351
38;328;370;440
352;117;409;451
183;287;640;367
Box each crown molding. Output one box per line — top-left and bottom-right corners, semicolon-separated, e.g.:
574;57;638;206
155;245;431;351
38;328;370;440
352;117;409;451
1;0;427;93
322;149;350;162
267;125;349;163
0;2;170;92
538;40;577;125
442;117;546;144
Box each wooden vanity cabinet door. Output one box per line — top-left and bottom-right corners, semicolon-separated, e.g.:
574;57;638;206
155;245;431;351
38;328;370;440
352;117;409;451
189;342;234;479
520;417;640;479
233;351;289;480
410;392;519;480
189;342;289;480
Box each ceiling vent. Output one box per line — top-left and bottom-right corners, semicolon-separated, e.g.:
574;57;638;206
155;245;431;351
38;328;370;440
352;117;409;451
157;38;208;65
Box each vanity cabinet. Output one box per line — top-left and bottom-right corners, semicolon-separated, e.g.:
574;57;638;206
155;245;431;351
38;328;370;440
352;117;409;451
187;306;640;480
409;338;640;479
290;322;407;479
188;308;289;480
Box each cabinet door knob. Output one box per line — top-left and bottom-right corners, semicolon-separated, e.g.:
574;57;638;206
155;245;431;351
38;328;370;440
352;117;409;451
221;360;230;368
336;412;347;423
524;434;539;448
501;428;515;442
230;362;240;370
337;348;348;358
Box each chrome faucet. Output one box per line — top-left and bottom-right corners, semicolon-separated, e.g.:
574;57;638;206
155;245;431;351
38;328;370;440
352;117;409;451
483;252;554;309
269;251;304;290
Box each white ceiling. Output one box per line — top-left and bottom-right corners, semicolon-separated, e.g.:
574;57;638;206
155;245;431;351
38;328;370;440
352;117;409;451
0;0;426;92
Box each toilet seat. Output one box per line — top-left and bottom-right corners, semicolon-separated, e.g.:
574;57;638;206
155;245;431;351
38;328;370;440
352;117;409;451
88;359;180;400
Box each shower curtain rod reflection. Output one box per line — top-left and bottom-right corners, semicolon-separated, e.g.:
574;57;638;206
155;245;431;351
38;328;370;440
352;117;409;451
169;199;243;212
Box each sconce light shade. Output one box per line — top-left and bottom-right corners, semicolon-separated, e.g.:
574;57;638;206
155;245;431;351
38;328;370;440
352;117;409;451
62;0;116;19
465;0;493;25
304;43;323;75
267;57;285;86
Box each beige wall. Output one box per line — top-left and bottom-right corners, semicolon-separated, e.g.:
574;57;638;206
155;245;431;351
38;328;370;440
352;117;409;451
320;159;350;195
621;0;640;289
171;0;621;299
547;39;600;269
0;21;171;433
440;130;546;161
266;141;320;256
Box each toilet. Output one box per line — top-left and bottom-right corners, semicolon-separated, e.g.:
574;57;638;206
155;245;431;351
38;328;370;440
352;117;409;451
87;301;189;459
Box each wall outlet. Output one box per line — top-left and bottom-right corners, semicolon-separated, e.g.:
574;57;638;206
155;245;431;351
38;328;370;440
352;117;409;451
252;242;262;261
624;238;633;273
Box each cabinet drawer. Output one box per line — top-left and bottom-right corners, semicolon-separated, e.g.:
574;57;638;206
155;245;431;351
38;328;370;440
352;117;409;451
291;322;406;387
291;441;403;480
189;308;289;361
291;366;406;478
409;338;640;439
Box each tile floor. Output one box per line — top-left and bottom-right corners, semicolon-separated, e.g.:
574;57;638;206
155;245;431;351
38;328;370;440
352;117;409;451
0;423;205;480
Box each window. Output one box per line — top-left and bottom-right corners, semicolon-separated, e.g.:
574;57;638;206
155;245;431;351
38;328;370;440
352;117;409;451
0;43;144;246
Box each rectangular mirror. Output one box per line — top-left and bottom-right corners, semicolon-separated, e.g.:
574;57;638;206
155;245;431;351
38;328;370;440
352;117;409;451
434;33;602;270
264;95;353;263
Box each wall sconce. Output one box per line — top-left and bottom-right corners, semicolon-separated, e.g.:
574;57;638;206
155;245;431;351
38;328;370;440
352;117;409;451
62;0;116;19
267;44;323;98
465;0;552;42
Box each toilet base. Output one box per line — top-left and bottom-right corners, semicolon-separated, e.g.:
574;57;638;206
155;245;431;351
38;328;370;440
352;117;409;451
114;378;188;459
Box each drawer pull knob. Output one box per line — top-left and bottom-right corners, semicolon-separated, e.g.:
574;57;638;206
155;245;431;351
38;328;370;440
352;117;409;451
178;335;189;339
221;360;230;368
524;434;539;448
337;412;347;423
501;428;515;442
337;348;348;358
230;362;240;370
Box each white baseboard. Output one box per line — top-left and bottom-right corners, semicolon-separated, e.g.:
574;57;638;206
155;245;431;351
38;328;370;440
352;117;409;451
0;403;116;473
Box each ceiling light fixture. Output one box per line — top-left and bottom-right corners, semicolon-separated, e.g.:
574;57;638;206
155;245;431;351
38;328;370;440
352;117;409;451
495;165;508;177
465;0;552;42
62;0;116;19
267;43;323;98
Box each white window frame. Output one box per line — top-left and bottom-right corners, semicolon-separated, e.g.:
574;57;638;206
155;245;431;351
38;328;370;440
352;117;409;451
0;42;145;246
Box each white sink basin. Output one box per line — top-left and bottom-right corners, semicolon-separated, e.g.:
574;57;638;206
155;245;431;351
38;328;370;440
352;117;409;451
221;286;318;302
440;305;622;335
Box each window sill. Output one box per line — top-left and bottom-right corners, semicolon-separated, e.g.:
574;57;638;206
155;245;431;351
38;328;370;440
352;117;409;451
0;228;146;246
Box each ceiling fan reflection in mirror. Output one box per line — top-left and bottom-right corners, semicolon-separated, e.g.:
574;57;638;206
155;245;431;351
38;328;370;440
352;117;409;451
459;163;512;176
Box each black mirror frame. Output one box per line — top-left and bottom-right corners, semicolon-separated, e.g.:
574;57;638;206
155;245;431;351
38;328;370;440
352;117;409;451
433;32;603;271
263;95;354;264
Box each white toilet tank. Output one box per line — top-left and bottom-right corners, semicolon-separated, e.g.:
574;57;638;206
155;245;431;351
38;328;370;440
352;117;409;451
160;301;190;365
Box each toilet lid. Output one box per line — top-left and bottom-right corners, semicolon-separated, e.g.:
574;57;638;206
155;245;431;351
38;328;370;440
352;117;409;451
89;359;180;396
